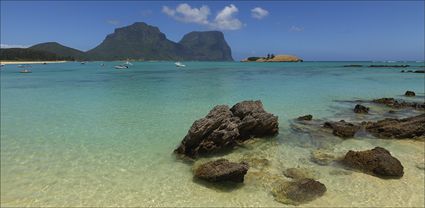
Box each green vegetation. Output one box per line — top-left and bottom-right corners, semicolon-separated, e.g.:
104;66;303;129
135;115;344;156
247;57;261;61
0;48;74;61
29;42;86;60
1;22;234;61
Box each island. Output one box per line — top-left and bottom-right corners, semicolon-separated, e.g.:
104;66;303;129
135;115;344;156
241;54;303;62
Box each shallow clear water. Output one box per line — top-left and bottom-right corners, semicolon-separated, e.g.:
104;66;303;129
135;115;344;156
1;61;424;207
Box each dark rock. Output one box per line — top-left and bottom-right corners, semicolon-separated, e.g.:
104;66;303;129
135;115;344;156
343;65;363;67
401;70;405;73
372;97;425;110
405;91;415;96
342;147;404;178
175;100;278;158
388;110;396;114
414;70;424;73
323;120;360;138
365;114;425;139
272;179;327;205
353;104;369;114
369;65;409;68
229;100;279;140
297;114;313;121
283;168;320;180
194;159;249;183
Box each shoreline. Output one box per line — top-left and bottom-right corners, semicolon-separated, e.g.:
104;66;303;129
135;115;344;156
0;60;68;65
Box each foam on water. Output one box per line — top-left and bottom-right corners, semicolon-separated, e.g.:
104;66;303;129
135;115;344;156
1;61;424;206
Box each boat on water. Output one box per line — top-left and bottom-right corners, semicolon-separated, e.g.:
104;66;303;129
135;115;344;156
175;62;186;67
19;69;32;73
124;60;133;66
17;64;32;68
114;65;129;69
80;62;86;65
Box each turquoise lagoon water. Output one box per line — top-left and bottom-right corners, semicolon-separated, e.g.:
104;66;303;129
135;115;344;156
1;61;424;207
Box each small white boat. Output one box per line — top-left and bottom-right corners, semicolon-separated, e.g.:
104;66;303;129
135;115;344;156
80;62;86;65
175;62;186;67
18;64;32;68
124;60;133;66
19;69;32;73
114;65;128;69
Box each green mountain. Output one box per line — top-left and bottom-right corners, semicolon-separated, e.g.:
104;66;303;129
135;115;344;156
3;22;234;61
29;42;85;60
87;22;233;61
0;48;73;61
179;31;233;61
87;22;188;61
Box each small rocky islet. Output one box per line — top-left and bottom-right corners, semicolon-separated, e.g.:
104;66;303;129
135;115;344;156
173;91;424;205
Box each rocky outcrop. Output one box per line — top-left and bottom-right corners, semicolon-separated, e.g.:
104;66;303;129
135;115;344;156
405;91;415;96
353;104;369;114
365;114;425;139
174;100;278;158
242;55;303;62
272;179;327;205
342;147;403;178
194;159;249;183
323;120;360;138
372;98;425;110
283;168;320;180
179;31;233;61
297;114;313;121
310;149;336;165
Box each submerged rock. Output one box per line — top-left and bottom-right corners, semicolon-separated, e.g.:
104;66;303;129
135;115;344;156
310;149;336;165
175;100;278;158
353;104;369;114
272;178;327;205
365;114;425;139
194;159;249;183
405;91;416;97
297;114;313;121
241;156;270;170
283;168;320;180
342;147;404;178
323;120;360;138
372;97;425;110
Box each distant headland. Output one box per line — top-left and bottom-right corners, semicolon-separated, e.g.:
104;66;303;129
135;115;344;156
0;22;233;62
241;54;303;62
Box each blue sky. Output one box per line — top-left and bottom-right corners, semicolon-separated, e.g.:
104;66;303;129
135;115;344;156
1;1;424;61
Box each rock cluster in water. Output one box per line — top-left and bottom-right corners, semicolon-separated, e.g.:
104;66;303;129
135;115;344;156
174;100;279;158
372;98;425;110
353;104;369;114
175;94;423;205
272;178;327;205
405;90;416;97
194;159;249;183
323;120;360;138
342;147;404;178
297;114;313;121
365;114;425;139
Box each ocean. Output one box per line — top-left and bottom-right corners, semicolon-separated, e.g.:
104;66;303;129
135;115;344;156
1;61;424;206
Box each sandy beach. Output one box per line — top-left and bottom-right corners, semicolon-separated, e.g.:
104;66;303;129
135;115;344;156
0;60;68;65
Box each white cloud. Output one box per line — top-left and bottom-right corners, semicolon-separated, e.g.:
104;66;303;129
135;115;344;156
0;44;29;48
162;4;243;30
251;7;269;19
289;26;304;32
211;4;242;30
107;20;120;25
162;4;210;25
